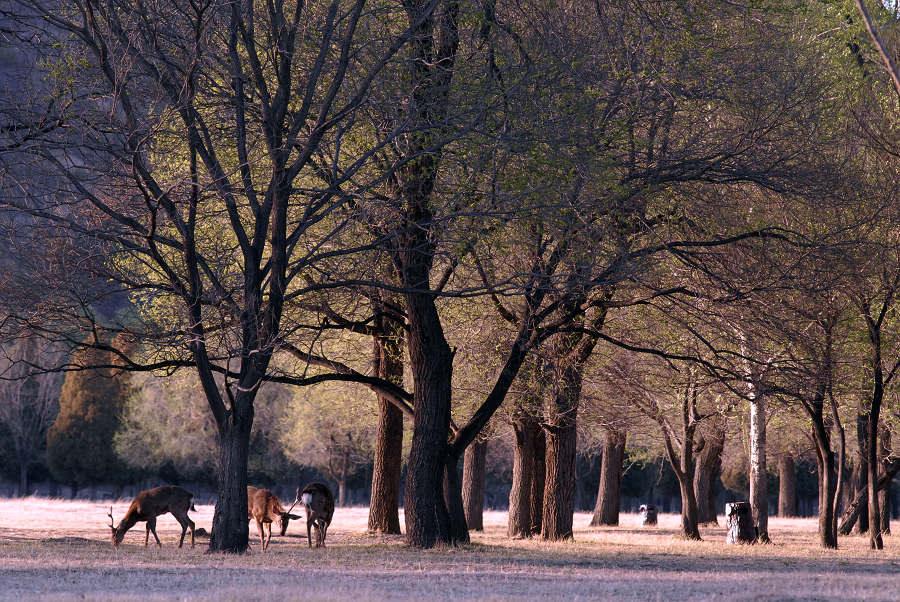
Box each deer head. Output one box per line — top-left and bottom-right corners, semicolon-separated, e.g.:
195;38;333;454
108;506;123;547
278;497;302;536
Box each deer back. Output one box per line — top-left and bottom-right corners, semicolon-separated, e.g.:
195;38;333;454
130;485;193;520
299;482;335;526
248;488;284;523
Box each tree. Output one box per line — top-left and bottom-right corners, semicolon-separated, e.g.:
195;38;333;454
0;0;431;552
279;383;375;506
0;336;63;495
46;343;129;495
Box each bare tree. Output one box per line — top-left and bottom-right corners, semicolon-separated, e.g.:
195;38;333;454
0;336;63;495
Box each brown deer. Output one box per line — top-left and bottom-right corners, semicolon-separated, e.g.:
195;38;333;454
296;482;334;548
107;485;196;548
248;486;301;551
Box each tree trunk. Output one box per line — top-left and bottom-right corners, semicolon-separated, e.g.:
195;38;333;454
18;461;29;498
677;473;701;540
443;453;469;543
403;285;456;547
879;424;891;536
462;439;487;531
542;420;577;541
814;437;838;549
530;426;546;535
209;410;252;553
368;314;404;534
778;453;797;518
508;419;536;538
853;413;870;534
591;427;626;526
749;392;769;542
338;475;347;507
839;458;900;534
693;427;724;526
541;359;581;541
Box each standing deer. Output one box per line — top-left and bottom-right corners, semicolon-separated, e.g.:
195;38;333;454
107;485;196;548
297;482;334;548
248;486;301;551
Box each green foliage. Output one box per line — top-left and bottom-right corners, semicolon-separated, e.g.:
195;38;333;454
46;344;131;486
278;383;378;482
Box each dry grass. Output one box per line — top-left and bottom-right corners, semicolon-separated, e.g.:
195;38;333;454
0;498;897;600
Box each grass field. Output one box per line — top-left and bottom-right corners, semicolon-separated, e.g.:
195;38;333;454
0;498;897;600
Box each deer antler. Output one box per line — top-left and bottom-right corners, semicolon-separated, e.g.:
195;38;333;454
107;506;115;530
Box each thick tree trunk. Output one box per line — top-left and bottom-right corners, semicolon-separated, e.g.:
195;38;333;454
508;419;537;538
694;428;724;526
749;392;769;542
403;286;455;548
530;427;546;535
778;453;797;518
591;427;626;526
209;410;252;553
541;359;581;541
462;439;487;531
678;474;701;540
542;420;577;540
368;317;404;534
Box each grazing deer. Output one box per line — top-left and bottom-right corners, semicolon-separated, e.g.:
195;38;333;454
297;482;334;548
248;486;301;551
108;485;196;548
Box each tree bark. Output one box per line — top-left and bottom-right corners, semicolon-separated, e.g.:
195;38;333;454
839;458;900;534
541;359;581;541
778;453;797;518
368;314;405;535
813;432;838;548
209;404;252;553
530;426;546;535
443;453;469;543
694;427;725;526
853;413;870;534
403;285;455;547
508;418;537;538
879;424;891;536
591;427;626;526
749;390;769;542
462;439;487;531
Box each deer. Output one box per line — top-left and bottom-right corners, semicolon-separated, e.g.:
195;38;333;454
247;486;302;551
107;485;196;548
296;482;334;548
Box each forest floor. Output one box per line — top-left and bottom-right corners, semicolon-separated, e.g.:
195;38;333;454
0;498;897;600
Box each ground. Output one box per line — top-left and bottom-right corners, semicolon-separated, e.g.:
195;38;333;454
0;498;897;600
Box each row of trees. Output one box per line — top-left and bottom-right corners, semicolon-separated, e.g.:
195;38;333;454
0;0;899;552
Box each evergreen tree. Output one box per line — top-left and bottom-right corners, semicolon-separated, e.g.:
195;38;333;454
46;343;129;494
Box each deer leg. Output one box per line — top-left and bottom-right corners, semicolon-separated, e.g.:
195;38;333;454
256;519;266;551
148;518;161;548
264;522;272;550
175;513;194;549
306;517;313;548
144;522;151;546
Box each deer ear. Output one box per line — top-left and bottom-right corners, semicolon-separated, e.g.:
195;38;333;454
285;513;302;520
